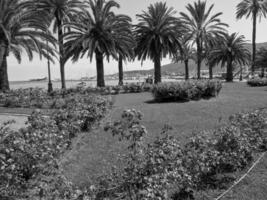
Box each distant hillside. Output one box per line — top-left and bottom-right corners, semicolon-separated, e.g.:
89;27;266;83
244;42;267;52
117;42;267;77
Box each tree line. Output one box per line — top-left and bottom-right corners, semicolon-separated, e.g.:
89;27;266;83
0;0;266;91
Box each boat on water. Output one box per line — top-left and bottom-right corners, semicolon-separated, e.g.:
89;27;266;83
29;77;48;82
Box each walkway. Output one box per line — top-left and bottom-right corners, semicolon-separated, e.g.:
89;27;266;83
0;113;27;130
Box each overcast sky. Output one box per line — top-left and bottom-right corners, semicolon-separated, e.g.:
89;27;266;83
7;0;267;81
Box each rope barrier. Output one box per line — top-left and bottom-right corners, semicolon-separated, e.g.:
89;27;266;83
215;152;266;200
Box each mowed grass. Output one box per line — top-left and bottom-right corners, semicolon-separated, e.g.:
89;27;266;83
220;153;267;200
62;82;267;192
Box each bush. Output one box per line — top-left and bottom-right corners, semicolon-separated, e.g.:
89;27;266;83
152;80;222;102
247;78;267;87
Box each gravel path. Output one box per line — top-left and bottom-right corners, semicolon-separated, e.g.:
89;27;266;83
0;113;27;130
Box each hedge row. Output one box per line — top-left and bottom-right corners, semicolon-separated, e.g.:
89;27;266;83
247;78;267;87
0;94;111;199
152;80;222;102
0;84;152;109
0;88;113;109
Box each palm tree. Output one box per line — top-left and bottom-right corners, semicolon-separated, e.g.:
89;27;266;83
180;0;228;79
64;0;134;87
0;0;56;91
114;22;135;86
236;0;267;75
209;33;251;82
255;47;267;78
33;0;85;89
172;37;195;80
135;2;182;84
204;36;223;79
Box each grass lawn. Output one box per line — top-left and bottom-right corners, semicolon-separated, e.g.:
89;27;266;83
62;82;267;193
220;153;267;200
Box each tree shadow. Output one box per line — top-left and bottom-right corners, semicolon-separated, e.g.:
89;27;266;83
145;96;215;104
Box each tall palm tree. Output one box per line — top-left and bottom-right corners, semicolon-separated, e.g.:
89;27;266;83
255;47;267;78
135;2;183;84
33;0;85;89
180;0;228;79
236;0;267;75
172;36;195;80
209;33;251;82
0;0;56;91
64;0;134;87
114;23;135;86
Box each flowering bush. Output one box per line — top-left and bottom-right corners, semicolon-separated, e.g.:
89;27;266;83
152;80;222;102
247;78;267;87
0;114;68;199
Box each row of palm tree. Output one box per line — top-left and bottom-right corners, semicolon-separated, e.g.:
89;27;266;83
0;0;266;91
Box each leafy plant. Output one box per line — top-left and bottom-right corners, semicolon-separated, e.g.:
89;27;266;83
152;80;222;102
247;78;267;87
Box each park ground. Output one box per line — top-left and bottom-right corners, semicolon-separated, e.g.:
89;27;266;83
0;82;267;199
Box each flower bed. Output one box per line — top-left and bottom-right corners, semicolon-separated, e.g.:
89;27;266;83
100;108;267;199
0;94;111;199
247;78;267;87
152;80;222;102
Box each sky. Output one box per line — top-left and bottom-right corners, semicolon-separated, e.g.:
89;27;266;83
7;0;267;81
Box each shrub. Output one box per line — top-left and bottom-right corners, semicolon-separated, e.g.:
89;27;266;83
152;80;222;102
247;78;267;87
0;114;68;199
103;110;191;200
52;95;111;135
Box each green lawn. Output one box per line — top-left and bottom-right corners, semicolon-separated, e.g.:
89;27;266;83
62;82;267;192
220;153;267;200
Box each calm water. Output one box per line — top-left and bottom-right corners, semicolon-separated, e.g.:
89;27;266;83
10;79;179;89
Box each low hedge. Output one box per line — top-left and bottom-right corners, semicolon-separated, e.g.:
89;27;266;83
247;78;267;87
0;88;112;109
152;80;222;102
0;83;152;109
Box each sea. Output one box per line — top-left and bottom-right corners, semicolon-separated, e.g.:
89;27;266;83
10;78;179;90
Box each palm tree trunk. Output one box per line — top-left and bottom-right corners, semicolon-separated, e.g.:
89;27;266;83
196;38;202;79
209;64;213;79
154;55;161;84
118;55;123;85
226;58;233;82
239;66;243;81
56;15;66;89
95;50;105;87
261;66;265;78
251;11;257;76
0;42;9;91
184;59;189;80
0;55;9;91
46;38;53;93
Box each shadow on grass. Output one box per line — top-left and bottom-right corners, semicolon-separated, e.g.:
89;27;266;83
145;96;214;104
